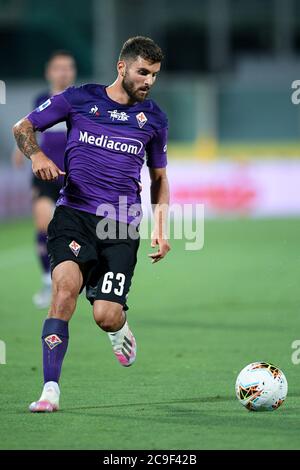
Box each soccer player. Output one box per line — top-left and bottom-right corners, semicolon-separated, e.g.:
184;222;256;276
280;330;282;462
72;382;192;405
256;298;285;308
13;36;170;412
12;51;77;308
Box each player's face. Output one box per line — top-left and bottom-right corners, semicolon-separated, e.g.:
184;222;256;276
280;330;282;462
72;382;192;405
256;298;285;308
121;57;161;102
46;56;76;91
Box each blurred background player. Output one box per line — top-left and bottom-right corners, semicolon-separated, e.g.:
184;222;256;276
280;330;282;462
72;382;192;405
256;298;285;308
11;51;77;309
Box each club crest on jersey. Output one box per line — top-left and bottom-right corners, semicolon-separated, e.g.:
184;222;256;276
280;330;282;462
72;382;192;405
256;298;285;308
69;240;81;257
136;112;147;128
44;334;62;350
37;99;51;112
89;105;100;116
108;110;129;121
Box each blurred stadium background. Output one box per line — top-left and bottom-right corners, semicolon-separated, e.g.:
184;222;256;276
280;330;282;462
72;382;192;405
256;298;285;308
1;0;300;450
1;0;300;218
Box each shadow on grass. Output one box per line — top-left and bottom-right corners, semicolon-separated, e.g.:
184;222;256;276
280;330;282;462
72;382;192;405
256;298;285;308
63;395;233;412
6;393;300;417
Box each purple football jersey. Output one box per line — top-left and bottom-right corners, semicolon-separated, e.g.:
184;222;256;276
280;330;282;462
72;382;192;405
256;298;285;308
27;84;168;223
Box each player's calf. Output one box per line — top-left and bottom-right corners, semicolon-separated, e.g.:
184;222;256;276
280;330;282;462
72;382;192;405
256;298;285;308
93;301;124;331
49;261;83;320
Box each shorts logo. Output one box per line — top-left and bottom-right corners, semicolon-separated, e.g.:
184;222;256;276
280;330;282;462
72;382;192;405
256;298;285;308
44;334;62;350
69;240;81;257
136;112;147;128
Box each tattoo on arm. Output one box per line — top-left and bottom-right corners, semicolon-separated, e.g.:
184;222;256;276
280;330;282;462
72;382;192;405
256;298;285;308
13;118;41;159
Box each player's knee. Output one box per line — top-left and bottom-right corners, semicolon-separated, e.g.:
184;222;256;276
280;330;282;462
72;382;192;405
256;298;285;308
93;303;123;331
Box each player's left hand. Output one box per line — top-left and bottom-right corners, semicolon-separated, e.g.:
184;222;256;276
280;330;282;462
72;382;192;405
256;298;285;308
148;234;171;264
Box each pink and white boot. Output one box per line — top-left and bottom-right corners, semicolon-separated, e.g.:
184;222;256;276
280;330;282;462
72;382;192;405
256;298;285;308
108;321;137;367
29;381;60;413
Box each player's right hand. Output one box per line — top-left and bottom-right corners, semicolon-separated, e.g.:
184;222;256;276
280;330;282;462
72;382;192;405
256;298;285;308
30;151;66;181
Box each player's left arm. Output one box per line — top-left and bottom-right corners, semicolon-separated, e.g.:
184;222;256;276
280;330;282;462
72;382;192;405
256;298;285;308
148;167;171;264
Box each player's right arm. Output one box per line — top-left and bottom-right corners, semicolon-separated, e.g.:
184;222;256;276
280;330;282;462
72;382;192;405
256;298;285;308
12;91;72;180
12;118;65;181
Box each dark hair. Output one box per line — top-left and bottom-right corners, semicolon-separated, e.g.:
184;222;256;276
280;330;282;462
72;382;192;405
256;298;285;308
46;50;76;66
119;36;164;63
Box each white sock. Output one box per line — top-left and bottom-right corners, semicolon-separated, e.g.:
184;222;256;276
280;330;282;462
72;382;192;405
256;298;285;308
40;381;60;403
44;381;60;394
108;320;128;345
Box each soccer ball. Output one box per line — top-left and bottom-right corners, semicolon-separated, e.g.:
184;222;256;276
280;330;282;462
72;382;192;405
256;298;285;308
235;362;288;411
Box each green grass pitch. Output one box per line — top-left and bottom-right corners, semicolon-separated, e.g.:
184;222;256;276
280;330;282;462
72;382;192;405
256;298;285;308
0;217;299;450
